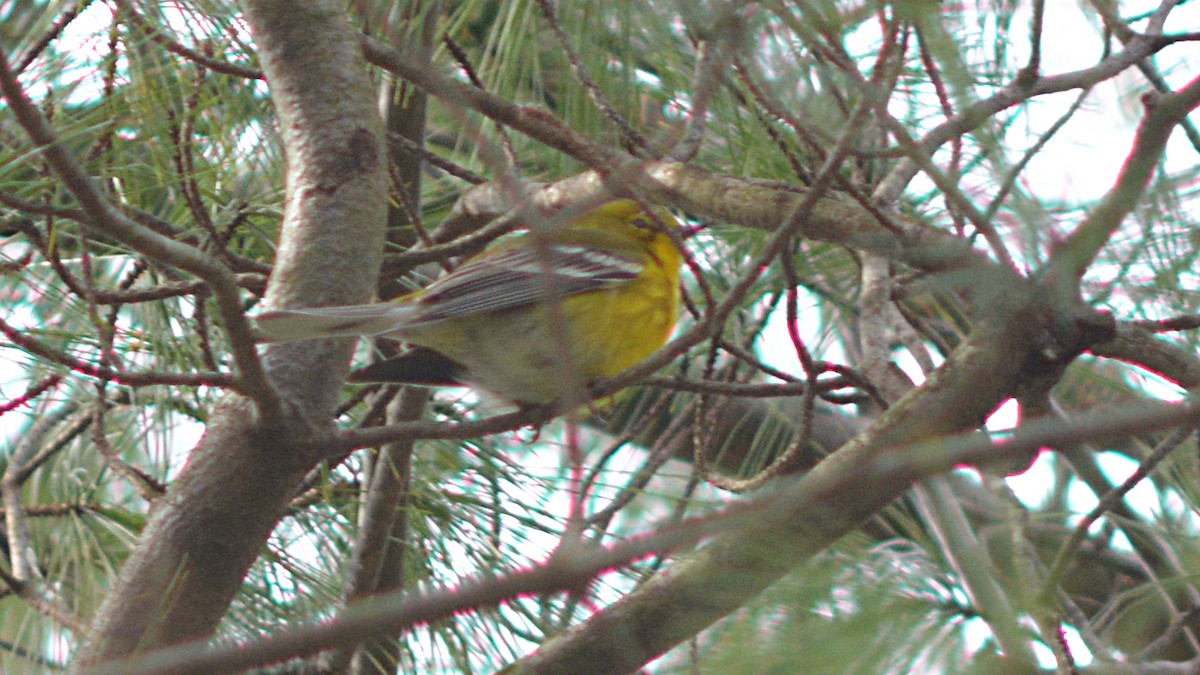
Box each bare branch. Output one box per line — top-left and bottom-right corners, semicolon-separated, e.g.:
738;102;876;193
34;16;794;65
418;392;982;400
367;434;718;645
97;388;1200;675
0;47;280;418
1047;73;1200;284
0;314;235;389
114;0;264;80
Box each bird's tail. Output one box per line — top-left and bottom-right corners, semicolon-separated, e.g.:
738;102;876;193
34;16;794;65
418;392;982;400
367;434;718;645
254;303;418;342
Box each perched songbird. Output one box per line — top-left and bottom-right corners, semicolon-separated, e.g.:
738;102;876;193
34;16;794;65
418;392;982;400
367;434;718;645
255;200;685;404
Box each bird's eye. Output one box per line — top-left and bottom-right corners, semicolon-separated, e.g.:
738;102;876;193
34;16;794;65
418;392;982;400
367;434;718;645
632;218;650;229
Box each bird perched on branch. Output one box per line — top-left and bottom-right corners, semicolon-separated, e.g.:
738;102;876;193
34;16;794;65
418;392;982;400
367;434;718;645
255;199;686;405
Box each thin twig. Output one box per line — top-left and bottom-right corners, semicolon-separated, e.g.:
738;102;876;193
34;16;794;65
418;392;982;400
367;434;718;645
14;0;95;74
0;47;278;416
116;0;264;80
1042;426;1198;603
533;0;650;154
0;314;235;389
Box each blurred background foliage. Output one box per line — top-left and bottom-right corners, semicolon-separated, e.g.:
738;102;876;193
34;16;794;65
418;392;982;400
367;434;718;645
3;0;1200;672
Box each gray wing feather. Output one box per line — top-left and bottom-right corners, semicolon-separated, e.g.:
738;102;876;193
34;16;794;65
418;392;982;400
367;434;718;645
415;244;642;322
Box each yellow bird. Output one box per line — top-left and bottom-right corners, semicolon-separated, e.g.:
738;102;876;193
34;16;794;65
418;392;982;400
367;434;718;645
255;200;685;404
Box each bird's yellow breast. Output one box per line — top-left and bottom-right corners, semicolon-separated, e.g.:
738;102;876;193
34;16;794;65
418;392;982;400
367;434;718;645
403;255;678;404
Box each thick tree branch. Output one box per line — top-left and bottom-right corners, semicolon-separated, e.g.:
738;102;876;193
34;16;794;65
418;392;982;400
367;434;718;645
90;379;1200;674
1047;73;1200;284
1092;322;1200;390
73;0;388;665
506;294;1190;672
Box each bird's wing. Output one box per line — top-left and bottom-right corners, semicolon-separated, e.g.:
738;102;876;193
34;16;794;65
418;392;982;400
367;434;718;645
413;243;643;322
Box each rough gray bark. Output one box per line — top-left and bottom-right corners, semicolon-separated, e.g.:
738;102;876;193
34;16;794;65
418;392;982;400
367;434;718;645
74;0;388;665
